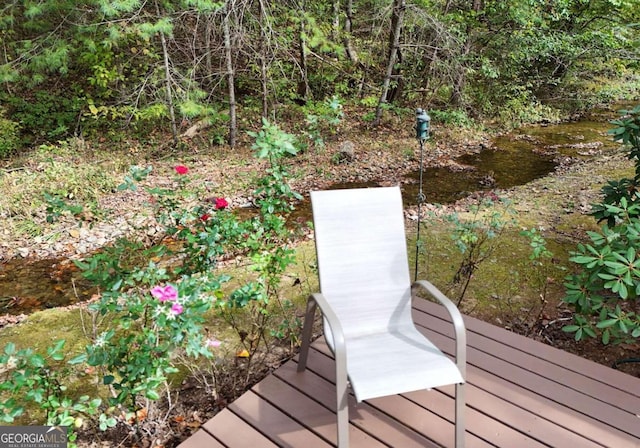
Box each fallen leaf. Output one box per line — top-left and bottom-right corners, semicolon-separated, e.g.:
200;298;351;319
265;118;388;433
236;349;250;358
136;408;148;421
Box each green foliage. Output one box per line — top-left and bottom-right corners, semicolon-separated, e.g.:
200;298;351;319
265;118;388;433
117;165;153;192
249;118;299;162
43;192;84;223
564;105;640;344
73;238;157;289
0;109;21;156
55;119;303;434
73;270;225;409
446;194;515;305
3;91;81;141
1;141;119;222
591;105;640;226
519;227;563;331
429;109;474;128
302;96;344;150
0;340;103;446
563;205;640;344
1;0;638;141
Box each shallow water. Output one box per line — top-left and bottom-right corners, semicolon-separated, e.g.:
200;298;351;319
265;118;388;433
0;258;94;316
403;113;617;205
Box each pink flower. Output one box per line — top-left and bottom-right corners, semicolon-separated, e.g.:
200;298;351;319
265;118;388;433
150;285;178;302
170;302;184;315
214;197;228;210
205;338;222;348
174;165;189;175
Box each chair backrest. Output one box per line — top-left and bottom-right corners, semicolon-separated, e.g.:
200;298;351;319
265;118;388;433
311;186;413;338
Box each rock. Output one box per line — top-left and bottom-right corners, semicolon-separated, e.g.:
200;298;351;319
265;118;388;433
17;247;29;257
333;141;355;164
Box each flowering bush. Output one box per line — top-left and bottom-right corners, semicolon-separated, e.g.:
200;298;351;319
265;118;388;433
0;120;303;442
70;264;228;419
55;119;303;438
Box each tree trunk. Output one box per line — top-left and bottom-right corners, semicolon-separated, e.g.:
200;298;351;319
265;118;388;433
374;0;405;126
156;1;178;146
450;0;482;108
296;0;310;103
223;1;237;147
344;0;359;64
205;13;214;75
259;0;269;118
332;0;340;41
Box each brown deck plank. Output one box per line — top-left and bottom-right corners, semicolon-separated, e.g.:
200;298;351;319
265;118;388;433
183;300;640;448
414;298;640;395
251;374;388;447
307;342;548;448
227;390;333;447
176;428;225;448
411;300;640;441
311;321;638;447
202;408;278;447
274;360;466;448
466;363;636;447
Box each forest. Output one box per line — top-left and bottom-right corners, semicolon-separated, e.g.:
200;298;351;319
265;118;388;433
1;0;639;152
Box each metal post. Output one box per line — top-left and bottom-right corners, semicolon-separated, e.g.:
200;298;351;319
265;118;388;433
414;108;430;281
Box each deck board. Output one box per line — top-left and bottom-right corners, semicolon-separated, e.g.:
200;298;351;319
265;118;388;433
180;299;640;448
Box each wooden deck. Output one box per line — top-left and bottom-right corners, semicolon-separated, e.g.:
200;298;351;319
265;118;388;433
179;299;640;448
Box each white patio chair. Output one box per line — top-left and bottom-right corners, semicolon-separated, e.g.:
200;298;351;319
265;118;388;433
297;186;466;447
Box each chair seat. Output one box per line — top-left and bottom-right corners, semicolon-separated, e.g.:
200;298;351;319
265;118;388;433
345;325;464;402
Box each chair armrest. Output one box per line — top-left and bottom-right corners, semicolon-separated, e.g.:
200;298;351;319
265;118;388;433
309;293;346;361
412;280;467;379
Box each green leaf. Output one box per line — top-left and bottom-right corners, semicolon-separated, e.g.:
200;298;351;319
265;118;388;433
30;354;45;368
596;318;618;328
59;415;75;426
145;389;160;400
574;328;583;340
68;353;87;365
602;329;610;345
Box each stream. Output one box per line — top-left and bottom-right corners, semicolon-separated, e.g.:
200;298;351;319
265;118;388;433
0;107;626;316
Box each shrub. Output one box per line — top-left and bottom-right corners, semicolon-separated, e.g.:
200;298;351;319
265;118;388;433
0;110;20;157
3;91;81;142
563;104;640;344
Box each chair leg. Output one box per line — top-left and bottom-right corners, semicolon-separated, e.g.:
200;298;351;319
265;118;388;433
336;365;349;447
455;382;465;448
297;296;317;372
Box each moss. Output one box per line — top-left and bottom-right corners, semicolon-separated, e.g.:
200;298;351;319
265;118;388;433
0;308;89;355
